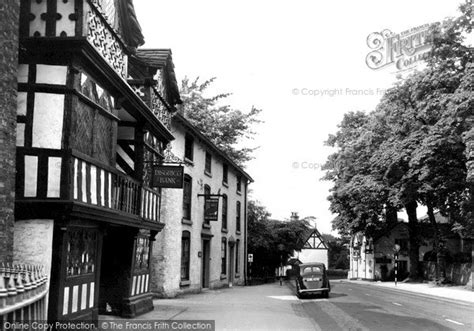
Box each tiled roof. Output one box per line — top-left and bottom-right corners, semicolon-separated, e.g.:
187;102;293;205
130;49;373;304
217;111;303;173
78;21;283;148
135;49;173;68
133;49;182;106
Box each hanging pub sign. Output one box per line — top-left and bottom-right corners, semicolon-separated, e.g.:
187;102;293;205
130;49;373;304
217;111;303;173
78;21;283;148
151;165;184;188
204;197;219;222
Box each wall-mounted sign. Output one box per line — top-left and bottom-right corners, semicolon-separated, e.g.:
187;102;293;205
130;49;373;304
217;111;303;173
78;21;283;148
151;165;184;188
204;198;219;222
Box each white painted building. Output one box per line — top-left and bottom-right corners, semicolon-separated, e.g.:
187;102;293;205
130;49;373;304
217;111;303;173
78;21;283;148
151;113;252;297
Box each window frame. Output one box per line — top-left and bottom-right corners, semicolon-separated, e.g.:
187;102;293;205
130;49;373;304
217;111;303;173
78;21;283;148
235;239;240;274
236;201;241;232
222;164;228;185
203;184;211;226
184;134;194;161
221;237;227;275
236;175;242;193
180;231;191;281
205;151;212;174
183;174;192;220
221;194;228;230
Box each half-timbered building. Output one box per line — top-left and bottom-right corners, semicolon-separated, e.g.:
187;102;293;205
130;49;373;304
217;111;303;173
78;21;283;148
13;0;180;322
294;226;329;267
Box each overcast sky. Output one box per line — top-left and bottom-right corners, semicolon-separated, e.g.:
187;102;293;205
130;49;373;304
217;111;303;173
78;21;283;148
134;0;471;235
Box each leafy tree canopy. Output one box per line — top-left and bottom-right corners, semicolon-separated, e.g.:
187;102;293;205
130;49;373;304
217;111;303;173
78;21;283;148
247;201;311;276
323;2;473;277
178;77;262;166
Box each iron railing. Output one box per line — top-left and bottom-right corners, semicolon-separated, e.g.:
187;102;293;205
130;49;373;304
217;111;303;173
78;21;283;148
0;264;48;323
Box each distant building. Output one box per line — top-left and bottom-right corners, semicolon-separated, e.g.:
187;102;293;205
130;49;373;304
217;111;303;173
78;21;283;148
349;216;472;282
294;226;329;267
151;112;252;297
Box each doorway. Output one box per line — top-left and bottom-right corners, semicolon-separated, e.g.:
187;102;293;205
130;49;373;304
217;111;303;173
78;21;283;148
99;227;134;315
48;225;102;322
229;244;235;286
201;239;210;288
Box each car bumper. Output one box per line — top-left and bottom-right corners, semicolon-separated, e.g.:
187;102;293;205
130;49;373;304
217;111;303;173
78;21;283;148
298;287;330;293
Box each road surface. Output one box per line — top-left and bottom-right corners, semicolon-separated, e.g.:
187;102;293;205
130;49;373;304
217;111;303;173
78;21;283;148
102;280;474;331
297;280;473;331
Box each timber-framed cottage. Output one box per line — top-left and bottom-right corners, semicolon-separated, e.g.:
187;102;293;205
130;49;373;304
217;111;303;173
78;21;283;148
11;0;181;322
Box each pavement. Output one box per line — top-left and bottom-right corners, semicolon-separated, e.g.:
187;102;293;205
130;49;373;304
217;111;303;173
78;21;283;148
101;283;317;330
343;278;474;304
99;280;474;330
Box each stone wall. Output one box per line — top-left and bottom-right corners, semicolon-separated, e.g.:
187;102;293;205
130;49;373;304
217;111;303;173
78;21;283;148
423;261;472;286
0;0;19;263
13;219;55;282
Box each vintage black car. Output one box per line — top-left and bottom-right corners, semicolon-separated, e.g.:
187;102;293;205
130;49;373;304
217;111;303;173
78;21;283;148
295;262;330;298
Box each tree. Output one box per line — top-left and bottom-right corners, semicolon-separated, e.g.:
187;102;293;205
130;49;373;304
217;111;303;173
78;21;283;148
321;234;350;269
323;111;389;237
178;77;262;166
247;201;311;277
324;2;473;280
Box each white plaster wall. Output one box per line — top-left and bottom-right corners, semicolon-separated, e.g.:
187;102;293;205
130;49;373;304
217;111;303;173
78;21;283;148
13;219;54;283
32;93;64;149
297;249;328;267
36;65;67;85
151;186;182;297
154;121;247;296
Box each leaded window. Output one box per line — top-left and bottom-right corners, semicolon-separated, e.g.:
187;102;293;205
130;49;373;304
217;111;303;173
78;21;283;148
134;237;150;271
66;229;98;277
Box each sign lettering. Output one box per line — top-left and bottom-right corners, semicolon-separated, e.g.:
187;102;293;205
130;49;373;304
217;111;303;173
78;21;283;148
151;165;184;188
204;198;219;222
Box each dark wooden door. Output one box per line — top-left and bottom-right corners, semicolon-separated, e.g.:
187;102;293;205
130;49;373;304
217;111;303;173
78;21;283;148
229;245;235;285
202;240;210;288
50;226;102;321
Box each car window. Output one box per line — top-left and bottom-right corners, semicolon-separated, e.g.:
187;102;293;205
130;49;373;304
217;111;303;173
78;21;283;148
302;266;322;275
